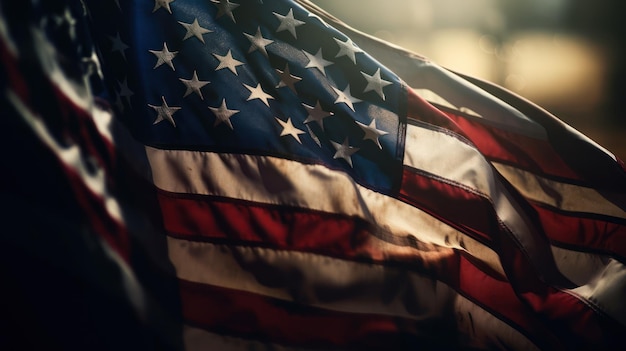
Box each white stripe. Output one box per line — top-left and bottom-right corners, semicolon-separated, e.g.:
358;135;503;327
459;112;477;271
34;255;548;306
572;259;626;326
493;162;626;219
551;246;609;287
8;90;124;224
92;106;115;144
32;27;94;111
168;236;454;320
145;146;503;275
403;124;552;276
171;237;539;351
402;123;626;327
403;124;495;195
296;4;626;325
9;25;122;224
97;110;503;277
454;295;540;351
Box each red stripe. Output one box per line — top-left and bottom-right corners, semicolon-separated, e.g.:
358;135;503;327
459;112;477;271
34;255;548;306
158;192;557;348
407;88;626;348
532;203;626;260
179;279;453;349
441;109;580;181
51;87;119;181
399;168;591;285
454;72;626;190
63;167;130;259
1;39;131;259
399;168;497;245
496;226;625;349
400;167;626;347
405;89;624;258
400;167;569;285
456;254;561;349
401;138;626;345
405;89;580;181
406;132;626;260
158;191;371;259
1;29;118;176
47;88;130;259
405;88;468;137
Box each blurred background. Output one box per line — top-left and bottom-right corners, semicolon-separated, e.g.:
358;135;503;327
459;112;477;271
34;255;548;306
311;0;626;161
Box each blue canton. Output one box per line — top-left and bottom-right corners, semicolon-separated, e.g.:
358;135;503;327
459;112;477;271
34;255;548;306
86;0;407;194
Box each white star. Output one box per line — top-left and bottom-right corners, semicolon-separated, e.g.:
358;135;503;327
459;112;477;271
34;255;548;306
149;42;177;71
275;117;305;144
209;99;239;130
356;119;388;149
330;138;360;168
179;70;209;99
304;49;333;76
332;85;362;112
179;18;212;43
302;101;333;130
211;0;239;23
117;78;134;106
273;8;305;39
244;27;274;57
334;37;363;64
362;68;392;100
244;83;273;107
153;0;175;14
108;32;129;60
148;96;180;127
275;64;302;91
213;50;244;75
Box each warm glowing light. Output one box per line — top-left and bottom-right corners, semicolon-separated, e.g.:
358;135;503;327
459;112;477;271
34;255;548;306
505;33;608;110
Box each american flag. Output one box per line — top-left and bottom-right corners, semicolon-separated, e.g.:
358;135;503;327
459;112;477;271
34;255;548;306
2;0;625;349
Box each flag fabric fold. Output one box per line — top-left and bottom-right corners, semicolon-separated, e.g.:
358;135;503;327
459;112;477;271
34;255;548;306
2;0;625;349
